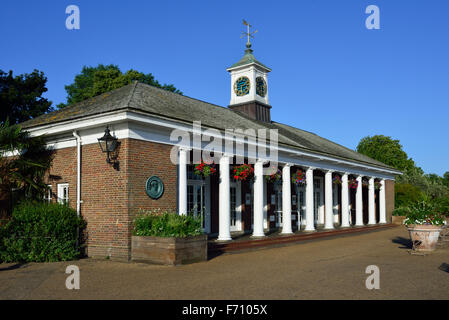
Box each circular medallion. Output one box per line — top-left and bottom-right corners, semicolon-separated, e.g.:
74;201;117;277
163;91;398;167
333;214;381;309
234;76;250;96
256;77;267;97
145;176;164;199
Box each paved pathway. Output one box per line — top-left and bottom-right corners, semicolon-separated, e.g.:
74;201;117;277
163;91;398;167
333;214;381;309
0;227;448;299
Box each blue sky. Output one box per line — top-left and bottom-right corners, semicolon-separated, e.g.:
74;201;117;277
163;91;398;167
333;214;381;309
1;0;448;175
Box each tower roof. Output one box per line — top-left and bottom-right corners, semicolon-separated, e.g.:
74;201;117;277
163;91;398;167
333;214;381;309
227;44;271;72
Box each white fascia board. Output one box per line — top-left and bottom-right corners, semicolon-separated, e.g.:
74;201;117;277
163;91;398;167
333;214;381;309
26;109;400;178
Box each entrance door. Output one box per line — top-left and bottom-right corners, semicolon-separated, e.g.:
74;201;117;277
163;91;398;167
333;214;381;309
230;181;242;232
296;185;306;228
313;177;324;225
187;178;211;233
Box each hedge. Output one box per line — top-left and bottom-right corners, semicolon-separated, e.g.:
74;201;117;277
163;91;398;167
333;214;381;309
0;201;85;263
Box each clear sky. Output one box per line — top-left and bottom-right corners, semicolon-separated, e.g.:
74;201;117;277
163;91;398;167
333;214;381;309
1;0;448;175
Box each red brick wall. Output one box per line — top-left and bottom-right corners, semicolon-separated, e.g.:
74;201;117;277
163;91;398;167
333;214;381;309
46;138;177;261
385;179;395;223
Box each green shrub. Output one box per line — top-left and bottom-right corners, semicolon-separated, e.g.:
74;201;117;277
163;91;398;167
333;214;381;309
133;209;203;237
395;183;424;208
0;201;85;263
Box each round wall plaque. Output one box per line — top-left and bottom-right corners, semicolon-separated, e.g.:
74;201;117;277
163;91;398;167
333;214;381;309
145;176;164;199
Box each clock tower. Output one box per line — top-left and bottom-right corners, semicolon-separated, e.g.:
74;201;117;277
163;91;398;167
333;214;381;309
227;22;272;122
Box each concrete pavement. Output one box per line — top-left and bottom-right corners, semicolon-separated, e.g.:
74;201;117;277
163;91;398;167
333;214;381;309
0;226;448;299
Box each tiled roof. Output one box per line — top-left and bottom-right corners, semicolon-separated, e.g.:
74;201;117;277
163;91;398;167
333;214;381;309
21;82;395;170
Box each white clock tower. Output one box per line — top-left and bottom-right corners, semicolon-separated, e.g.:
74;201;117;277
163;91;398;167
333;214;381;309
227;22;272;122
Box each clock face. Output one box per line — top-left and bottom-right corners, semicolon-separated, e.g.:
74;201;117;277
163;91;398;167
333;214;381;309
234;76;250;96
256;77;267;97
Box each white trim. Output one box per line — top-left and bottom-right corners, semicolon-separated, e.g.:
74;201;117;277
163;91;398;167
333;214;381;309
25;110;401;178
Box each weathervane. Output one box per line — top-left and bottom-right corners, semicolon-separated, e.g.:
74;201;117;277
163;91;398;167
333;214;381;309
241;20;258;46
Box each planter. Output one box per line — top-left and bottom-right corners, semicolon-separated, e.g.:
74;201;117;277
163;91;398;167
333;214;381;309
131;234;207;266
407;225;442;252
392;216;406;225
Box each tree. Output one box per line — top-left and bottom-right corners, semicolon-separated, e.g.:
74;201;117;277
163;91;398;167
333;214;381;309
443;171;449;188
356;135;415;173
0;69;53;124
0;120;54;218
59;64;182;107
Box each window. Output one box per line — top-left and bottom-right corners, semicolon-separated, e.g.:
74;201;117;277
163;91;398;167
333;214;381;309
57;183;69;205
44;185;52;203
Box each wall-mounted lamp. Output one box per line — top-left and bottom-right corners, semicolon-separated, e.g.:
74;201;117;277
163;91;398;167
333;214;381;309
97;126;118;165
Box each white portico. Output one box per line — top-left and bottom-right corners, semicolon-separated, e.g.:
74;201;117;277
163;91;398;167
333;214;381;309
173;23;399;241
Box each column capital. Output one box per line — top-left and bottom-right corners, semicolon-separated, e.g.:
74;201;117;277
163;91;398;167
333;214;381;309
220;153;234;159
324;169;334;174
305;166;315;171
283;163;293;168
178;146;192;152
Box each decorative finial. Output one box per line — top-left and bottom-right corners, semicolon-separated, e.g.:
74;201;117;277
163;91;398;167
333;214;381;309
241;19;258;48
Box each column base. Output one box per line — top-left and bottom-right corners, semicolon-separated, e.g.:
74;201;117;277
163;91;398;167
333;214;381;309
216;236;232;242
323;225;334;230
281;231;293;235
251;233;265;239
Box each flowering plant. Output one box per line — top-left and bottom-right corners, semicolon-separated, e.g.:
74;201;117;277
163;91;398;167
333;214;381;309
233;164;254;181
265;168;281;183
292;170;306;186
401;201;446;226
333;175;342;185
348;178;358;189
362;179;369;187
194;160;216;178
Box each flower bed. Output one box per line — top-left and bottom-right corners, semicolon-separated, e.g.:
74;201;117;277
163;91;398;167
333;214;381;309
131;210;207;265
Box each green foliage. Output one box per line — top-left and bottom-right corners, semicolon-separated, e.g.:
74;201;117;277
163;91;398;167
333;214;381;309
0;121;54;209
356;135;449;213
0;69;53;124
133;209;203;238
356;135;415;172
394;183;424;208
0;202;85;262
397;200;446;226
60;64;182;107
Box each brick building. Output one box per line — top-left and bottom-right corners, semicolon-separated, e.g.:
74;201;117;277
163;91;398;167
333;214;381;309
21;43;400;260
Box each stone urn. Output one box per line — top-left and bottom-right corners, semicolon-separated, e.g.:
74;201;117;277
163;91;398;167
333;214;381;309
407;224;442;252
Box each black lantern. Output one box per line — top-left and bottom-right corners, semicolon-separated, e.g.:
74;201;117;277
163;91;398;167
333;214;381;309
98;126;118;164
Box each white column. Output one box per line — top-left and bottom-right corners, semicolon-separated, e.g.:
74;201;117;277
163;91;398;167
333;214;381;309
252;160;265;237
305;167;315;231
355;175;364;226
218;155;232;241
281;164;293;234
178;148;188;215
379;179;387;224
324;170;334;229
368;177;376;225
341;173;350;227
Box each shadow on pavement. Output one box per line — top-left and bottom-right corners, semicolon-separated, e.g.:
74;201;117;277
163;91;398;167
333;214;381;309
392;236;412;249
0;263;26;272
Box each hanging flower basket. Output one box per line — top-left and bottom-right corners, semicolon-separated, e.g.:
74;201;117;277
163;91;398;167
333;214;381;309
362;179;369;187
233;164;254;182
374;181;382;190
292;169;306;186
265;168;282;183
194;160;216;178
333;175;342;185
348;177;358;189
